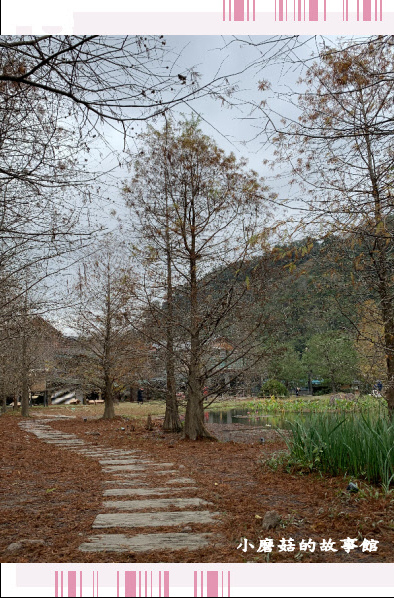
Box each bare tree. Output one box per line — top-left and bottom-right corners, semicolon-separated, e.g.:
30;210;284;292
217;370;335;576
70;238;137;419
0;35;242;135
0;34;240;375
124;118;273;439
0;271;65;416
264;39;394;414
0;36;104;356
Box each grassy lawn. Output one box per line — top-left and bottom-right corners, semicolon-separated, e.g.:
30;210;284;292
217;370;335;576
17;393;385;420
28;400;170;420
9;393;331;420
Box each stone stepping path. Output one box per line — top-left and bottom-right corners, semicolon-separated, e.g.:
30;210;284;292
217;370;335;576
99;459;151;465
103;498;210;510
166;477;195;484
103;480;148;486
79;532;213;553
105;473;145;479
93;510;218;529
102;464;174;472
82;456;141;460
18;416;219;554
104;487;197;497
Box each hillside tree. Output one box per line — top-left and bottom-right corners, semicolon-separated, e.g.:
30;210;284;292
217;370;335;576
265;40;394;413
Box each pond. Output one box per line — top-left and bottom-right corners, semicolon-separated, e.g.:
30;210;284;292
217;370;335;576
204;407;306;430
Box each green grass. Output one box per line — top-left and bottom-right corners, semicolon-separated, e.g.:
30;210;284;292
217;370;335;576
279;410;394;491
17;401;170;420
240;394;386;414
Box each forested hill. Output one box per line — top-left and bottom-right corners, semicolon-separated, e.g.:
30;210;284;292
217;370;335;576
264;235;364;351
184;234;368;353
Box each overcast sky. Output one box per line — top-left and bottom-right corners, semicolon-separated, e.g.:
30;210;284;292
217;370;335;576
93;35;328;226
54;34;350;331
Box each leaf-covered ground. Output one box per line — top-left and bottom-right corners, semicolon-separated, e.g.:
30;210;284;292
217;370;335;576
1;411;393;563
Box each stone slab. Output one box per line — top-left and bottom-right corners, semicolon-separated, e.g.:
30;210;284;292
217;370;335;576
106;471;179;477
104;481;147;486
99;459;152;466
31;413;75;422
103;463;174;472
43;437;82;441
79;532;213;553
103;498;210;510
79;451;140;456
149;470;179;475
103;466;147;473
45;436;77;440
77;452;140;458
92;510;219;528
104;487;197;497
166;478;195;484
45;441;85;445
105;474;144;479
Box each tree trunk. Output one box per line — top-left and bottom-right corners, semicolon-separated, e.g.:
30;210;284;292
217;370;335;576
163;202;182;433
102;265;115;420
331;372;338;393
1;394;6;414
183;231;216;440
308;371;313;395
102;374;115;419
363;111;394;418
374;248;394;417
183;350;216;440
13;393;19;410
21;330;29;417
383;321;394;418
103;396;115;419
163;360;182;432
21;375;29;417
183;390;207;440
374;224;394;418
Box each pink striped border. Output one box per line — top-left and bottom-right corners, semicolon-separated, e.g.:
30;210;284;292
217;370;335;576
222;0;384;21
194;570;231;597
11;564;394;594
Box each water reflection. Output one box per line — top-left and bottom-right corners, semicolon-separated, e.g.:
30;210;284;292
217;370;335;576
205;407;305;430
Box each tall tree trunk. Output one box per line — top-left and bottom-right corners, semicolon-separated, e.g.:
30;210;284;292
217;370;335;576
363;115;394;417
163;200;182;433
382;310;394;417
163;334;182;432
102;264;115;420
102;371;115;419
375;241;394;416
184;339;215;440
21;327;29;417
183;227;216;441
308;371;313;395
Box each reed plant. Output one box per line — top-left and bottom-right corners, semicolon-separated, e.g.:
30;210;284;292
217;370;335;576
280;410;394;491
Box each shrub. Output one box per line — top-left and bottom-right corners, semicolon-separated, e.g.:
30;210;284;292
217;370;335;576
259;379;289;398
